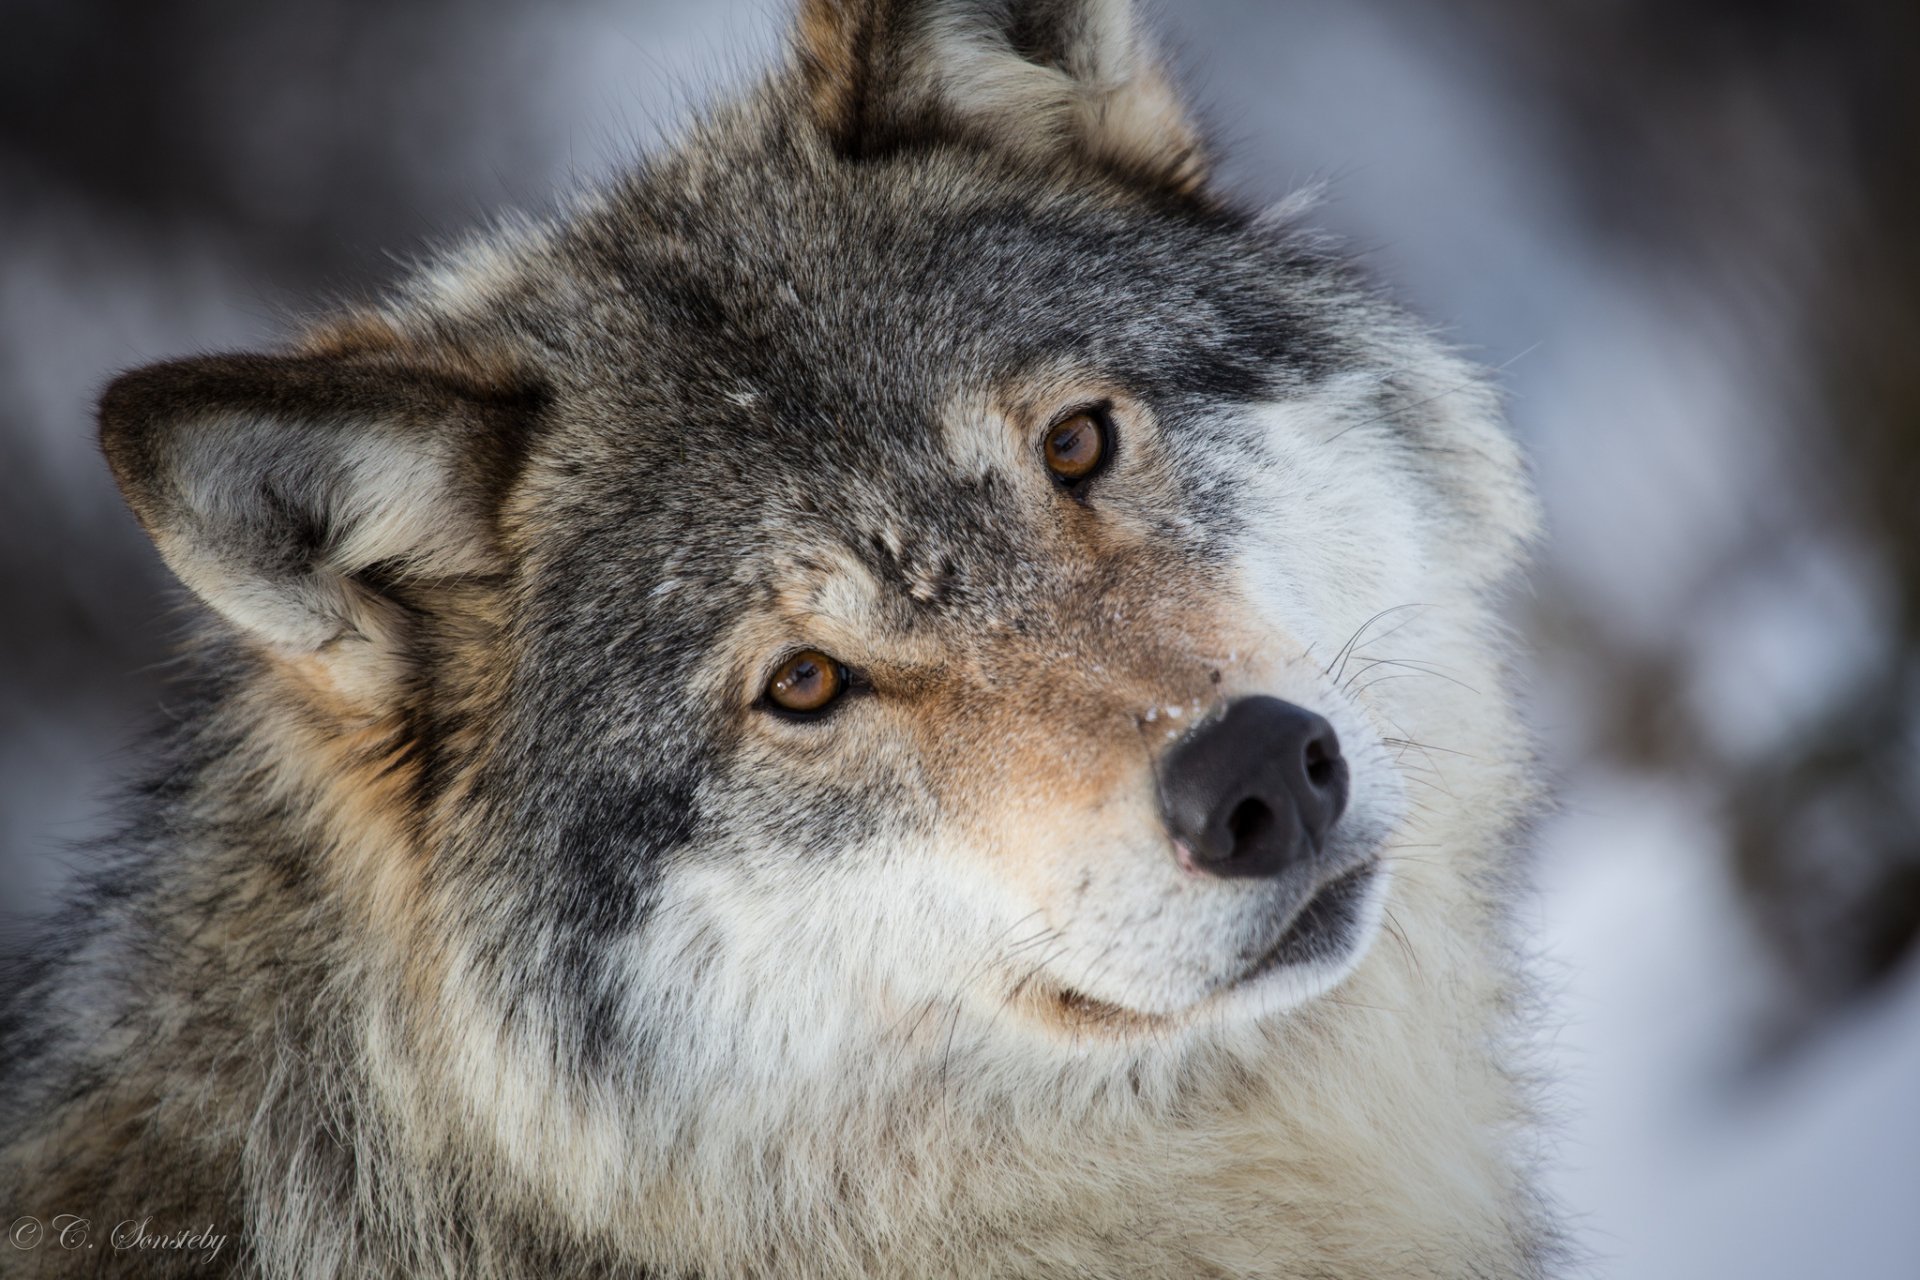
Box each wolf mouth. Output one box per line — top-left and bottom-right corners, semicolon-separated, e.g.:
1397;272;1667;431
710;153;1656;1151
1225;859;1382;992
1041;859;1383;1030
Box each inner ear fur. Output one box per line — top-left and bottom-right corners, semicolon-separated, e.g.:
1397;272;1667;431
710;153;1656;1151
98;326;540;653
795;0;1207;193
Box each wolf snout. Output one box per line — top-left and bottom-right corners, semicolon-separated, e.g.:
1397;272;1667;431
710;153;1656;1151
1156;696;1351;880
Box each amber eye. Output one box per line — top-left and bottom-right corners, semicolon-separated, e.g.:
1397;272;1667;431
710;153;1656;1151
1043;409;1109;483
764;650;848;716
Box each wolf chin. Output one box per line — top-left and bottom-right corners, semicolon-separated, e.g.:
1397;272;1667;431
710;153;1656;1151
1;1;1557;1275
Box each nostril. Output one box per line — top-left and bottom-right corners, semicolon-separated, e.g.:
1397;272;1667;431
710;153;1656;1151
1304;736;1336;789
1225;796;1274;853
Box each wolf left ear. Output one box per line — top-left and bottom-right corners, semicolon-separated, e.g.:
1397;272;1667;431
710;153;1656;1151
98;331;537;653
795;0;1206;193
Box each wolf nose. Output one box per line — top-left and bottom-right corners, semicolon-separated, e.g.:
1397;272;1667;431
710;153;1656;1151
1156;696;1349;880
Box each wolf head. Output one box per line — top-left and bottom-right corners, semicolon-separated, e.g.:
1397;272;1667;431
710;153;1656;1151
98;0;1540;1271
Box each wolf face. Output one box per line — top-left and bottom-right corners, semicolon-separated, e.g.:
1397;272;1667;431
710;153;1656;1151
19;1;1548;1275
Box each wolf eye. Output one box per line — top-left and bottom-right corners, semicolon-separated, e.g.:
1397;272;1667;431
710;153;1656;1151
764;650;849;716
1043;409;1109;484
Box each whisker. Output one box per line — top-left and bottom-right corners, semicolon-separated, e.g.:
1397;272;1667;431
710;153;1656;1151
1345;655;1482;696
1382;908;1423;981
1326;604;1432;684
1348;671;1463;700
1341;610;1428;655
1344;661;1480;699
1382;736;1479;760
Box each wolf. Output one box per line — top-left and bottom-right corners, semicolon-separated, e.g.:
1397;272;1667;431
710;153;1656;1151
0;0;1555;1275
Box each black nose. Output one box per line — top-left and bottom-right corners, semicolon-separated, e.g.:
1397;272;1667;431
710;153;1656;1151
1156;696;1349;879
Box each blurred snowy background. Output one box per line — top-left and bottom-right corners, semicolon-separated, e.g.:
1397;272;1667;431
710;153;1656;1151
2;1;1914;1274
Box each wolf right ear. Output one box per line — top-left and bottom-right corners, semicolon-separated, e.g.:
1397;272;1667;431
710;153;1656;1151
98;334;538;652
794;0;1207;193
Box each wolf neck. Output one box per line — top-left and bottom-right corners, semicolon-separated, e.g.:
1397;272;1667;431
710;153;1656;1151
730;949;1546;1279
602;983;1547;1278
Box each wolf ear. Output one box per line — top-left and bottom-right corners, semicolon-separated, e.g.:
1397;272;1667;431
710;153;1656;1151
98;332;537;652
794;0;1206;192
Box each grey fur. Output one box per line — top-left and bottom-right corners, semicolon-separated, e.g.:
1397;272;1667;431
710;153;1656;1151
1;2;1558;1275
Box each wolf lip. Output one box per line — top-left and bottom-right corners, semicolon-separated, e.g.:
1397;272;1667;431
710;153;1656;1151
1230;860;1380;988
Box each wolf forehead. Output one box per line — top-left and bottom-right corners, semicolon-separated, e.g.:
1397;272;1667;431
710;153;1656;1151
514;160;1350;455
480;149;1363;587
